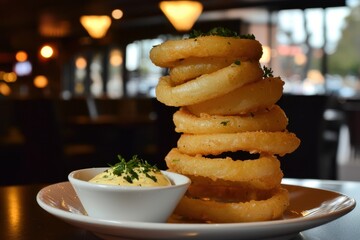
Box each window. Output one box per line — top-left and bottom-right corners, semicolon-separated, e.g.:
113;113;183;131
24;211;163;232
107;49;124;99
74;55;87;96
63;47;124;99
272;1;360;96
125;39;163;97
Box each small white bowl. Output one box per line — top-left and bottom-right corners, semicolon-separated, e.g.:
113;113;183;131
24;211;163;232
68;167;190;223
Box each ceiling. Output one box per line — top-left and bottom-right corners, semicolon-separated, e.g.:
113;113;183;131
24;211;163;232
0;0;346;60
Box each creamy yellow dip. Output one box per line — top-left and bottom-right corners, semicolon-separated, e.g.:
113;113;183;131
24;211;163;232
89;168;171;187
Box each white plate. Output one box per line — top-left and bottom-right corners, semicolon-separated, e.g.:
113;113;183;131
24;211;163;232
36;181;355;240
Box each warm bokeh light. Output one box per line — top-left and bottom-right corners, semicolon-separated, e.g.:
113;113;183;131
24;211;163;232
75;56;87;69
40;45;54;58
260;45;271;64
39;14;71;37
4;187;22;235
0;82;11;96
307;70;325;84
0;83;11;96
33;75;48;88
294;53;307;65
112;9;123;20
80;15;112;38
2;72;17;83
15;51;28;62
110;49;123;66
75;82;85;94
159;1;203;31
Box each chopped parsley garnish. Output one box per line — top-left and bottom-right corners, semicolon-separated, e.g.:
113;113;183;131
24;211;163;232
234;60;241;65
263;66;274;78
110;155;159;183
239;34;256;40
206;27;238;37
189;27;256;40
189;29;204;38
220;121;230;126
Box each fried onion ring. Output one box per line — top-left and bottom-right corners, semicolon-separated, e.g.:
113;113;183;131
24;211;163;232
150;30;300;223
186;183;277;203
177;131;300;156
150;36;263;67
156;62;263;106
173;105;288;134
186;175;280;190
187;77;284;116
169;57;237;85
174;187;289;223
165;148;283;189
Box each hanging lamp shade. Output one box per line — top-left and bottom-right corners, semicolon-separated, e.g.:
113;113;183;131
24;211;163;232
80;15;112;38
159;1;203;32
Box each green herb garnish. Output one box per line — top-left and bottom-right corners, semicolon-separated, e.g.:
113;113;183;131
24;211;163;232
239;33;256;40
263;66;274;78
189;27;256;40
234;60;241;65
189;29;204;38
206;27;238;37
220;121;230;126
111;155;159;183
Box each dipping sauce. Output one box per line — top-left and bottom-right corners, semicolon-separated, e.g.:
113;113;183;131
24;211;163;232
89;155;171;187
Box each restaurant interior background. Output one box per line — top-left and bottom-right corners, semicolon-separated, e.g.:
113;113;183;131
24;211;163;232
0;0;359;185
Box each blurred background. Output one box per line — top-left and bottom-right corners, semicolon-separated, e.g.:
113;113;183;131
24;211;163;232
0;0;359;185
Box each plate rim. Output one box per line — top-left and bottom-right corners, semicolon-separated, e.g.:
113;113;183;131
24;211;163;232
36;181;356;239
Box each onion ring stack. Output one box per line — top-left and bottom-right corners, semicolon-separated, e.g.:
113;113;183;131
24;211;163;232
150;29;300;223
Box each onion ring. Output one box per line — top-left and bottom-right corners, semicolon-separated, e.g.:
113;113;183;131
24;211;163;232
186;183;277;203
149;30;300;223
169;57;237;85
187;77;284;116
173;105;288;134
165;148;283;189
174;187;289;223
186;175;280;190
177;131;300;156
156;62;263;106
150;36;263;67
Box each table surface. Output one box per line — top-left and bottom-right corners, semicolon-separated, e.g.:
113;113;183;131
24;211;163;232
0;178;358;240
